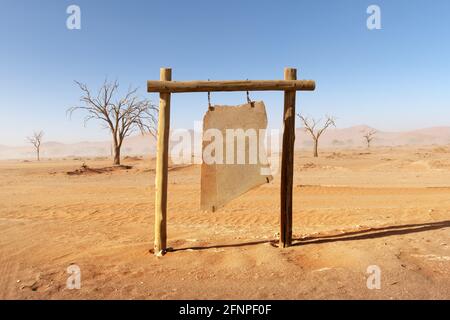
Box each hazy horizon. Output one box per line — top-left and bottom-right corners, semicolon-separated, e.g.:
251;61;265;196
2;123;450;148
2;123;450;161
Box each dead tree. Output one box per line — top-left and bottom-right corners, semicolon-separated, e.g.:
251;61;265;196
297;115;336;157
363;129;377;148
68;80;158;165
27;130;44;161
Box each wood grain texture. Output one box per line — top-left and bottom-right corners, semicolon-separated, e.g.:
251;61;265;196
154;68;171;255
147;79;315;93
280;68;297;248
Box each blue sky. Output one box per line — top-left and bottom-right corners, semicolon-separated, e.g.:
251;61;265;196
1;0;450;145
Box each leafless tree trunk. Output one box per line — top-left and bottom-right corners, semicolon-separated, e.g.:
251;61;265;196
297;115;336;158
363;129;377;148
68;80;158;166
27;131;44;161
313;139;319;157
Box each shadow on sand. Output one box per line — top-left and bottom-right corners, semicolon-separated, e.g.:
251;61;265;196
170;220;450;252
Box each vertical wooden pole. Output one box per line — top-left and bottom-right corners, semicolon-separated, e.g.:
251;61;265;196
280;67;297;248
154;68;172;255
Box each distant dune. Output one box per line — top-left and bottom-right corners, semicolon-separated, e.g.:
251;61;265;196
296;125;450;149
0;134;158;160
1;125;450;160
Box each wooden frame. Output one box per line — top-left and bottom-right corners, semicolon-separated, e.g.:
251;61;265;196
147;67;316;255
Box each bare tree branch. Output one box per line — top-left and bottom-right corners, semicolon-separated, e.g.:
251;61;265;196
297;114;336;157
68;80;158;165
26;130;44;161
363;129;377;148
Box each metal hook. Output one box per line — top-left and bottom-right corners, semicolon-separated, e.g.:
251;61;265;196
207;79;214;111
246;79;254;107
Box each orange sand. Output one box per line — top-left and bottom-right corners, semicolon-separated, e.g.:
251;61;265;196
0;146;449;299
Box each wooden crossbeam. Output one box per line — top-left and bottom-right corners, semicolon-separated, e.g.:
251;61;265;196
147;79;315;93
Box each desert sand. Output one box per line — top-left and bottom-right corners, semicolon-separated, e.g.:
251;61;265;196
0;146;449;299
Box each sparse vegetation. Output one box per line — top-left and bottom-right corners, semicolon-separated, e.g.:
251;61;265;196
297;115;336;157
363;129;377;148
68;80;158;166
66;163;133;175
26;130;44;161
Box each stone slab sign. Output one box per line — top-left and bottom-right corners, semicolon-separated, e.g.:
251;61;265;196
201;101;273;212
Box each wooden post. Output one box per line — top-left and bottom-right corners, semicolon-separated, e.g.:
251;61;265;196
154;68;172;255
280;68;297;248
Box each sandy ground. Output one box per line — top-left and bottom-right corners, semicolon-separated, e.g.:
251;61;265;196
0;146;449;299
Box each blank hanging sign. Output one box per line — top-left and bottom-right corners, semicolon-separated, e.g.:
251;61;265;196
201;101;273;212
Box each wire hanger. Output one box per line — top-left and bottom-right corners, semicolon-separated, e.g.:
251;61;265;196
246;79;254;107
207;79;214;111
